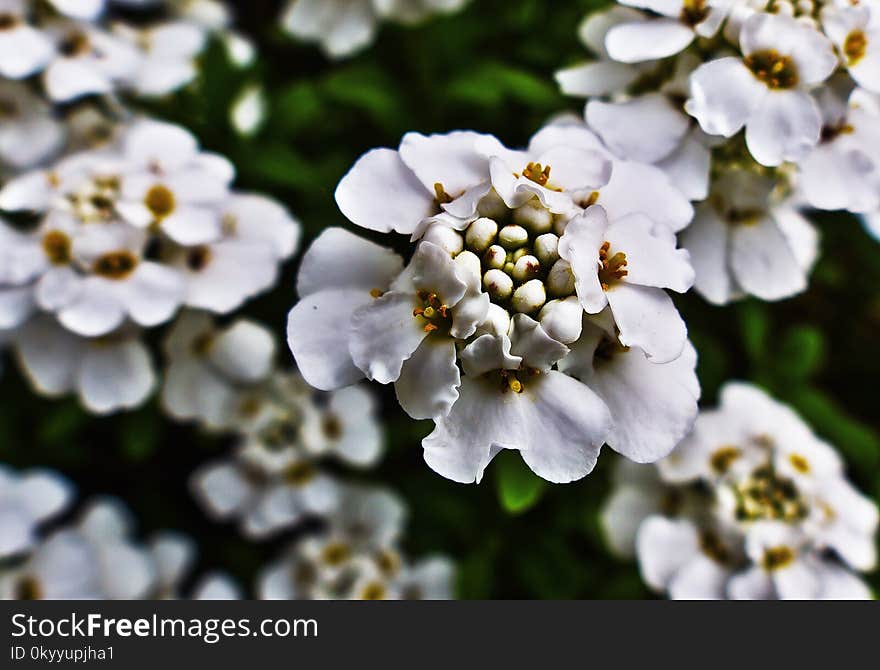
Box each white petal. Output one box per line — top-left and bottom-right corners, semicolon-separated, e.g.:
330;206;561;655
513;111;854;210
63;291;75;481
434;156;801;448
555;61;640;98
395;338;460;419
635;516;700;592
558;206;609;314
0;26;53;79
606;283;687;363
587;94;689;163
668;554;730;600
597;160;694;232
335;148;435;234
191;462;253;519
125;262;184;327
729;215;806;301
296;227;403;297
399;130;501;197
14;316;79;396
17;470;74;524
606;213;695;292
685;57;766;137
78;339;155;414
287;288;370;391
349;291;426;384
208;320;275;383
606;20;695;63
423;371;611;484
745;90;822;166
679;204;734;305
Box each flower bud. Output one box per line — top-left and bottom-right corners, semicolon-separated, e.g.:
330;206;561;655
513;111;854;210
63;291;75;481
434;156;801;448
534;233;559;266
422;224;464;256
547;259;575;297
454;250;482;287
483;269;513;300
477;303;512;337
512;201;553;234
465;217;498;253
512;247;528;261
477;190;508;220
483;244;506;270
512;255;540;282
511;279;546;314
498;225;529;250
539;297;583;344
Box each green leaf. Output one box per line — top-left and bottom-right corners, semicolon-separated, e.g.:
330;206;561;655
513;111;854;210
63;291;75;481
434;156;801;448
495;451;546;514
737;300;769;365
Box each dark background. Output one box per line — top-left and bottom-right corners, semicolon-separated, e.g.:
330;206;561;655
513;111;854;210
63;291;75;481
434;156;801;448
1;0;878;598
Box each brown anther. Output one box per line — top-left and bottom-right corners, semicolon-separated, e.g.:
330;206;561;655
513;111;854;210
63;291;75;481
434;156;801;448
582;191;599;207
370;288;384;298
92;251;138;279
434;182;453;204
680;0;709;27
42;230;72;265
710;446;742;474
413;307;425;317
744;49;799;89
844;30;867;65
762;546;795;570
598;241;628;290
523;162;551;186
423;323;439;333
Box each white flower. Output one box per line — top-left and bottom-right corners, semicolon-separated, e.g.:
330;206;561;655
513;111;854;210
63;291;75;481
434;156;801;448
230;84;266;137
0;466;73;559
116;119;234;246
559;315;700;462
41;20;141;103
799;82;880;213
822;4;880;94
114;20;206;97
559;205;694;363
13;315;155;414
605;0;733;63
168;192;300;313
280;0;469;59
422;313;612;483
0;0;54;80
614;382;879;600
680;165;818;304
686;12;838;166
161;311;276;430
0;81;65;171
555;7;650;98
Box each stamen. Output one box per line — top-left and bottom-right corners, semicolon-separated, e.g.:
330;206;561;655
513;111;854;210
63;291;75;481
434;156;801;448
434;182;453;204
844;30;867;65
523;162;551;186
762;546;795;571
744;49;799;89
92;251;138;279
370;288;384;298
598;241;628;290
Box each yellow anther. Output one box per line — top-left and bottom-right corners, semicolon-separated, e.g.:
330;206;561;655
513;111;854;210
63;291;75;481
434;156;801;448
844;30;867;65
508;378;523;393
523;162;551;186
422;306;436;319
434;182;453;204
423;323;439;333
370;288;384;298
598;241;628;290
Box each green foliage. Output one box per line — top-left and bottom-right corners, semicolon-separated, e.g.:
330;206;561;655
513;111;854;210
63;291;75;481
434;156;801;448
495;451;547;514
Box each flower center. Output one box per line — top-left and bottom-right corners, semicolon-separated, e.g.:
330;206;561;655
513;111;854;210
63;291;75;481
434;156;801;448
522;162;551;186
762;545;795;571
710;446;742;474
321;542;351;566
734;465;808;522
699;530;732;564
820;121;854;143
321;413;343;440
680;0;709;27
42;230;72;265
413;290;452;334
186;246;212;271
844;30;867;65
144;184;176;219
0;14;18;30
60;31;91;58
14;576;42;600
375;550;400;576
598;241;627;290
92;251;138;279
360;582;388;600
283;460;316;486
744;49;799;89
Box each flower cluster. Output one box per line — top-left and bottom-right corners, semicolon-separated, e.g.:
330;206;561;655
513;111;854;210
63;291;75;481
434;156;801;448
287;126;701;483
602;383;879;599
258;485;454;600
0;0;251;108
557;0;880;304
280;0;470;59
175;313;383;539
0;465;239;600
0;119;299;414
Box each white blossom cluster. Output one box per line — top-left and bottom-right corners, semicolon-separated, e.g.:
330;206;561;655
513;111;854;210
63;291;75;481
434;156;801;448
287;126;701;484
280;0;470;59
556;0;880;304
0;465;240;600
0;0;251;114
0;119;300;414
602;383;879;599
258;485;454;600
174;312;383;539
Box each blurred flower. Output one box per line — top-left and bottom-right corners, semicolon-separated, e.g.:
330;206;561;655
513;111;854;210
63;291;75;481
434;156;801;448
0;465;73;559
258;485;454;600
190;370;383;539
602;382;879;599
0;81;65;172
280;0;470;59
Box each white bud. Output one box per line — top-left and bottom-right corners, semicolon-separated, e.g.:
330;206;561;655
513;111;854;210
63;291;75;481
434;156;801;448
547;259;575;297
539;297;583;344
553;216;569;236
512;201;553;234
476;303;512;337
466;217;498;253
511;279;546;314
477;189;508;220
483;269;513;300
498;225;529;249
454;250;482;286
512;255;540;282
534;233;559;266
422;224;464;256
484;244;507;270
512;247;528;261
